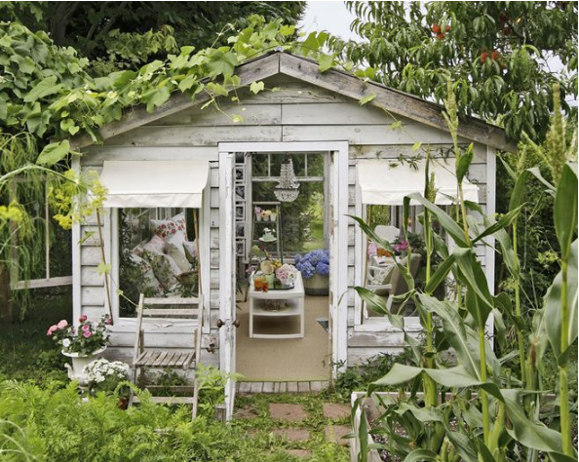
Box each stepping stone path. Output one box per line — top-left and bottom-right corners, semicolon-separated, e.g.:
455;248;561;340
324;424;351;446
234;405;258;420
268;403;308;421
284;449;312;459
234;400;352;459
273;428;310;442
322;403;351;420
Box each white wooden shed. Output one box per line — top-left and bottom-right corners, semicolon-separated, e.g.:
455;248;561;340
69;51;514;416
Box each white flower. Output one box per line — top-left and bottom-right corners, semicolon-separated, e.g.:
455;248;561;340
62;339;71;348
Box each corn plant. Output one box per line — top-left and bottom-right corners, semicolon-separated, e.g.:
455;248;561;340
353;86;577;462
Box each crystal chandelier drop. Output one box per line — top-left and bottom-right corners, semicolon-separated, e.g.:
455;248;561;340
274;158;300;202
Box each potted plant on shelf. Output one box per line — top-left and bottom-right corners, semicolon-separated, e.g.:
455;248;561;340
295;249;330;296
47;315;111;386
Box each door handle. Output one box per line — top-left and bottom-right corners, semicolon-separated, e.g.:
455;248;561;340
216;319;240;328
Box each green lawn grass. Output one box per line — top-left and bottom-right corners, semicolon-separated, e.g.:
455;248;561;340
0;289;71;383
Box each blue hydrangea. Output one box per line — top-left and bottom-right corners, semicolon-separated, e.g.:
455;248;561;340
316;262;330;277
295;250;330;279
296;261;315;279
294;254;301;265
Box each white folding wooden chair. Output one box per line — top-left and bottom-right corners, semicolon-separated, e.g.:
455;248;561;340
130;294;203;418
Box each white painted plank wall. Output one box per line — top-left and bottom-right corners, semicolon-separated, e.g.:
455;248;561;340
77;74;492;367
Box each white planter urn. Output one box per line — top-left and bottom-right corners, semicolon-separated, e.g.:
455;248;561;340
62;346;106;387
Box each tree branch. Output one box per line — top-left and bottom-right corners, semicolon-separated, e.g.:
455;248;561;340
97;1;129;41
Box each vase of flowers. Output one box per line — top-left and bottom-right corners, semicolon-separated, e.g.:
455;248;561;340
275;263;298;288
295;249;330;296
47;315;112;386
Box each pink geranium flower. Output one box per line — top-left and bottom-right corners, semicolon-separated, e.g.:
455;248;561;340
104;318;113;325
57;320;68;329
47;325;58;336
79;315;88;322
83;330;92;338
81;324;91;332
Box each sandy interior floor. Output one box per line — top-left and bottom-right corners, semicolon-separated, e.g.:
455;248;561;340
235;293;331;381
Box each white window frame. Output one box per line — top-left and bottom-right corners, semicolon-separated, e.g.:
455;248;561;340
353;146;497;335
108;192;210;328
353;185;422;333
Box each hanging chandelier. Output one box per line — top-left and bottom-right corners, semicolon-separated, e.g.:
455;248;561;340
274;158;300;202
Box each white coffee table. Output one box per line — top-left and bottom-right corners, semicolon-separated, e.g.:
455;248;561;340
248;273;305;339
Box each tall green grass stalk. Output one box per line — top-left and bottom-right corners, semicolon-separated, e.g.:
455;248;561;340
559;255;571;455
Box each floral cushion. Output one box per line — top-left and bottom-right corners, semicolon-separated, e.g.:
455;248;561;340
129;253;163;295
143;250;180;292
142;235;166;255
183;240;197;264
151;212;186;240
166;242;191;273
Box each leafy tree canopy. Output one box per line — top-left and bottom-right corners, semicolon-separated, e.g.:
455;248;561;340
329;1;578;142
0;16;311;147
0;1;305;74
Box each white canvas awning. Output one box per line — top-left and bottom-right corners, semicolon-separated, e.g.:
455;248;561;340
357;158;479;205
99;161;209;208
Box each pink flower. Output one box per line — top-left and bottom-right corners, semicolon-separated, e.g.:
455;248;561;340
104;318;112;325
393;240;409;252
57;320;68;329
47;325;58;336
83;330;92;338
82;324;91;332
79;315;87;322
368;242;378;258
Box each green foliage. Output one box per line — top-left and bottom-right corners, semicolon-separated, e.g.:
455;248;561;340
0;292;70;384
331;1;578;142
0;2;306;74
334;350;417;399
0;380;252;462
352;90;578;461
0;16;297;144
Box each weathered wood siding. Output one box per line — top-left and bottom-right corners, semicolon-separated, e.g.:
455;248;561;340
77;74;492;368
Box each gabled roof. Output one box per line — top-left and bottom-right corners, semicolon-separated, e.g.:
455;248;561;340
70;52;516;152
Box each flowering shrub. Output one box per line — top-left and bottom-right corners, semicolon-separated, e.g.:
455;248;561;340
47;315;111;356
84;358;130;397
275;264;298;285
294;249;330;279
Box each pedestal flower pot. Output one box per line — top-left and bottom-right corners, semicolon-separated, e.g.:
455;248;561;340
303;274;329;296
62;346;106;387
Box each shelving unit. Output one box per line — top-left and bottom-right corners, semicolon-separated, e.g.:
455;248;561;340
252;201;282;259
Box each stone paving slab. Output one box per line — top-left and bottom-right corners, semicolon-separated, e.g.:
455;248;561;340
273;428;310;442
234;405;258;420
283;449;312;459
269;403;308;421
322;403;351;420
324;424;351;446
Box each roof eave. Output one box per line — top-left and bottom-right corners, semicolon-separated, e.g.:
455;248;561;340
70;51;516;153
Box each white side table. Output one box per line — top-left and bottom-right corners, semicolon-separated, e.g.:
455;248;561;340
248;273;305;339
